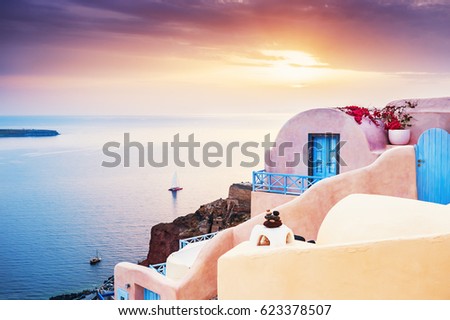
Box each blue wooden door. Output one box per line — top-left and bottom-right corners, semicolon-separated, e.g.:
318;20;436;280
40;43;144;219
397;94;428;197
144;288;161;300
415;128;450;204
310;134;339;178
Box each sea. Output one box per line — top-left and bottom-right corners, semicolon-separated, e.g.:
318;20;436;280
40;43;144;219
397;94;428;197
0;114;289;300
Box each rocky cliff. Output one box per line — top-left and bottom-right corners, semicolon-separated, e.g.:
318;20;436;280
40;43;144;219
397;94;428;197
140;182;251;265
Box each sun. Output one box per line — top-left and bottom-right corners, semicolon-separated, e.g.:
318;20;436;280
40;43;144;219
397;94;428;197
255;50;331;86
193;48;370;89
260;50;328;68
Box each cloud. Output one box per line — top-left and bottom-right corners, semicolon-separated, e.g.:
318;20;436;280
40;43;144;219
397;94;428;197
0;0;449;76
2;1;449;42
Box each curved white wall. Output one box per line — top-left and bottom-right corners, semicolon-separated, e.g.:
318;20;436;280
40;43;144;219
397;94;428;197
317;194;450;245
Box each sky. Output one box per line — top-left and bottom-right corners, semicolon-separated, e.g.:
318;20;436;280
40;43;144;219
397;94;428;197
1;0;449;115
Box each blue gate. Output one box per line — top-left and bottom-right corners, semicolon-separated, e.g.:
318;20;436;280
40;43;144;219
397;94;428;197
144;288;161;300
415;128;450;205
309;134;340;178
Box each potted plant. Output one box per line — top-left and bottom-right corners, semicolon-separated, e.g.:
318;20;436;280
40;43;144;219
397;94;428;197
375;100;416;145
337;102;416;145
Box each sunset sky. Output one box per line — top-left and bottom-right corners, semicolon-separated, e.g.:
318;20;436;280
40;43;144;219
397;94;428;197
1;0;449;115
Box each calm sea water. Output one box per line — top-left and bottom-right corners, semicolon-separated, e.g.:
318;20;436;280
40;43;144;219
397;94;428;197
0;114;287;299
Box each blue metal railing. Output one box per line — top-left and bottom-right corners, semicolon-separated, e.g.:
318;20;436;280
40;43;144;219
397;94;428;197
148;232;218;278
149;263;167;276
252;170;323;195
179;232;218;249
97;290;114;300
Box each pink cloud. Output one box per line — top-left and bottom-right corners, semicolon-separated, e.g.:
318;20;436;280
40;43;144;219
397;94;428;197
1;0;449;75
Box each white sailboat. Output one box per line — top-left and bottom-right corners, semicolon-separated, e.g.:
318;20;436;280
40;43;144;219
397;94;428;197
168;171;183;192
90;250;102;265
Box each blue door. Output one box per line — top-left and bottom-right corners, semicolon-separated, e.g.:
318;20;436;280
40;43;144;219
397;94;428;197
415;128;450;204
144;288;161;300
309;134;340;178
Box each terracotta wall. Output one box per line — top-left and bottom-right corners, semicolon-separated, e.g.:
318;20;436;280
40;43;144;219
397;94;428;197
250;192;296;217
114;262;178;300
115;146;417;299
266;108;385;176
115;229;237;299
218;234;450;299
219;194;450;299
386;97;450;144
258;146;417;241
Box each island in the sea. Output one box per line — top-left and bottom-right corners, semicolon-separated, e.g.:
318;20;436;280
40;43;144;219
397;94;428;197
0;129;60;137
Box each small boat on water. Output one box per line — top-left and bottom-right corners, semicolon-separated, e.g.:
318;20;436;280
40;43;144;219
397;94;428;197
90;250;102;265
168;171;183;192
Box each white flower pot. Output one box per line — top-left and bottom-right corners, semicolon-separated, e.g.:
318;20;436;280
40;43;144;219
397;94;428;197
388;129;411;145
